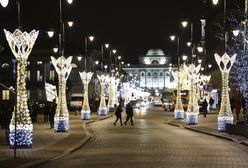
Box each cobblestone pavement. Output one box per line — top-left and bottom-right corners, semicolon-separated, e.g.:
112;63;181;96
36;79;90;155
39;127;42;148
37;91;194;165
38;107;248;168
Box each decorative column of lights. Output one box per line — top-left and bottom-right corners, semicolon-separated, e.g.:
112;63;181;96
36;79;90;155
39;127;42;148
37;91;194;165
172;69;184;119
193;74;201;113
4;29;39;148
108;76;115;111
79;72;93;120
186;64;201;125
215;53;236;131
51;56;72;132
114;78;120;106
123;82;129;106
97;74;110;115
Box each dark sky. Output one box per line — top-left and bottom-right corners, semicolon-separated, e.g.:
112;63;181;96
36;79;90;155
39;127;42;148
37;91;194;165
0;0;207;64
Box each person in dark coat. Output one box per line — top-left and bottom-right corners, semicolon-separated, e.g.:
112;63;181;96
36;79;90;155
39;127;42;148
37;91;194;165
209;97;214;111
235;101;241;121
124;102;134;126
49;99;57;128
202;99;208;118
113;104;123;126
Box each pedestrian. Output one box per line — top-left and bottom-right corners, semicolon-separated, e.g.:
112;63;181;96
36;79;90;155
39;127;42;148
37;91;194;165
49;99;57;129
202;99;208;118
124;102;134;126
113;104;123;126
230;96;236;113
209;97;214;111
235;101;241;121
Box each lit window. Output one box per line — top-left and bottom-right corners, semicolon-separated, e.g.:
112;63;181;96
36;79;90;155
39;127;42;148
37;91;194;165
37;61;42;65
37;70;42;81
50;70;55;81
2;90;9;100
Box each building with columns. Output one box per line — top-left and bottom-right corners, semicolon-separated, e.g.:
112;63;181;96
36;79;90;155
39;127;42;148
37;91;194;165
123;49;176;93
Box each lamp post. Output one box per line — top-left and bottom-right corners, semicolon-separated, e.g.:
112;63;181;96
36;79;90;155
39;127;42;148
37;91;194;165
110;49;117;71
84;35;94;71
101;43;109;71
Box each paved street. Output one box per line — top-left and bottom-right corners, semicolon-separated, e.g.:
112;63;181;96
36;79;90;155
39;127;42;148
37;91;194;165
38;107;248;168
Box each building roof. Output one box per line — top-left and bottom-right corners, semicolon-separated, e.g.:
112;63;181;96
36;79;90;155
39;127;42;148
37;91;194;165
145;49;165;56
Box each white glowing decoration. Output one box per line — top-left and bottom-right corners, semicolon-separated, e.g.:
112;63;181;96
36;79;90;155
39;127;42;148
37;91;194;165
89;36;94;41
51;56;72;132
108;76;115;110
97;74;110;115
159;58;166;64
123;82;130;106
215;53;236;131
45;82;57;102
172;69;184;119
185;64;201;125
114;78;120;106
79;71;93;119
47;31;54;38
0;0;8;7
4;29;39;147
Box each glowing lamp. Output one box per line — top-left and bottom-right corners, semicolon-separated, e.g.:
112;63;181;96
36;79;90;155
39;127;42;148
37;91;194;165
0;0;8;7
232;30;240;37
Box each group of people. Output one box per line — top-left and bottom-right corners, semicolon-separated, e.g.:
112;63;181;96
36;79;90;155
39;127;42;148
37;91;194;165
113;102;134;126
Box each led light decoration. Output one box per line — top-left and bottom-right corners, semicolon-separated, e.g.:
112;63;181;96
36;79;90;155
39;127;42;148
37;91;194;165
114;78;120;106
215;53;236;131
172;69;184;119
108;76;115;110
4;29;39;148
97;74;110;115
185;64;201;125
51;56;72;132
45;82;57;102
79;71;93;120
123;82;130;106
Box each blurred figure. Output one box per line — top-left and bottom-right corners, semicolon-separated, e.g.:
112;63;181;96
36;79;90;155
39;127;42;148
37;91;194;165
209;97;214;112
235;101;241;121
113;104;123;126
49;99;57;129
124;102;134;126
202;99;208;118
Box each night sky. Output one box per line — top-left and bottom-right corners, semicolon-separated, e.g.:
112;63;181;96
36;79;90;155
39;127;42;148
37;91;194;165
0;0;208;64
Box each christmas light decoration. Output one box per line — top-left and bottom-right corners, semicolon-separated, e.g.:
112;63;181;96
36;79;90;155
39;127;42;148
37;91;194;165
97;74;110;115
215;53;236;131
79;71;93;120
108;76;115;110
185;64;201;125
4;29;39;147
51;56;72;132
45;82;57;102
114;78;120;106
172;69;184;119
123;82;130;106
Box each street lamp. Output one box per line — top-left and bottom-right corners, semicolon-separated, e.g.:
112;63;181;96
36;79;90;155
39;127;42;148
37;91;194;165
101;43;110;71
110;49;117;71
53;47;58;53
197;46;204;53
212;0;219;5
208;64;212;69
47;30;55;38
182;55;188;62
67;21;74;27
232;30;240;37
84;35;94;71
0;0;8;7
181;21;188;28
77;56;82;61
66;0;73;4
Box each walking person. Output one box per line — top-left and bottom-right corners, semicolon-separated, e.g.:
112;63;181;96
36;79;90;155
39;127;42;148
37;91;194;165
113;104;123;126
209;97;214;112
49;99;57;129
124;102;134;126
202;99;208;118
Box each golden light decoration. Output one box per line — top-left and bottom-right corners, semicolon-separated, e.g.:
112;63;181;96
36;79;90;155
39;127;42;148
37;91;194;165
51;56;72;132
4;29;39;148
114;78;120;106
123;82;130;106
79;71;93;120
215;53;236;131
108;76;115;110
97;74;110;115
172;68;184;119
185;64;201;125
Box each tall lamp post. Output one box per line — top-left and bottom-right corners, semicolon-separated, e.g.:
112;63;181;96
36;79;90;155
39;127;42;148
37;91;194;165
101;43;109;71
84;35;94;71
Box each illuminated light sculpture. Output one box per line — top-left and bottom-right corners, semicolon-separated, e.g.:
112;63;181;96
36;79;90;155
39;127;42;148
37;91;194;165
79;71;93;120
114;78;120;106
185;64;201;125
123;82;130;106
51;56;72;132
4;29;39;148
97;74;109;115
215;53;236;131
172;69;184;119
108;76;115;111
45;82;58;102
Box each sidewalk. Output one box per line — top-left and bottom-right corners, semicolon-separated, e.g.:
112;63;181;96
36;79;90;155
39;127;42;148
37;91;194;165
0;112;113;168
168;112;248;146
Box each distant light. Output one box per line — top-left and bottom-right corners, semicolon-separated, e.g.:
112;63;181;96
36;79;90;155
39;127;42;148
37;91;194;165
104;65;108;69
0;0;9;7
89;36;94;41
95;60;99;65
121;61;124;65
208;64;212;68
201;67;204;71
198;59;202;64
112;49;117;54
187;42;192;47
212;0;218;5
47;31;54;38
197;46;204;53
105;43;110;48
67;0;73;4
53;47;58;53
77;56;82;61
118;55;121;60
169;63;172;66
182;55;188;61
127;63;130;67
170;35;176;41
232;30;240;37
67;21;74;27
181;21;188;28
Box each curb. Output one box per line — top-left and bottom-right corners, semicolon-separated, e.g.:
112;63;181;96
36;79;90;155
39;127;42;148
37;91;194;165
18;115;112;168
